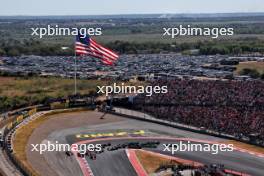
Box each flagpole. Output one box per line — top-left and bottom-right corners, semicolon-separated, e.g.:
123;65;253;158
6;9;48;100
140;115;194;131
74;47;77;95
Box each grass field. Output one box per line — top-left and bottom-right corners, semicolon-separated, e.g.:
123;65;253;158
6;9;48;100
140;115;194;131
235;61;264;75
0;76;109;112
40;33;264;45
0;76;107;98
135;150;176;174
0;76;144;112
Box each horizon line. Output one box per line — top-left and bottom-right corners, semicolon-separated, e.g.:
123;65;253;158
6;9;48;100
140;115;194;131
1;12;264;17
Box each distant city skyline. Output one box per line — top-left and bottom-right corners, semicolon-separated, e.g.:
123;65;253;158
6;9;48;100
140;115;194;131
0;0;263;16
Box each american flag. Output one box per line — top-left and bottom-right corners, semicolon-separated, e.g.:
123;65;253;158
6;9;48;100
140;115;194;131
75;34;119;65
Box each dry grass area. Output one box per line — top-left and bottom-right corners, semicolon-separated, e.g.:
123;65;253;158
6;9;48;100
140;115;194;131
0;76;14;83
235;61;264;75
0;76;107;98
224;140;264;154
0;76;144;112
0;76;144;98
12;108;89;176
135;150;177;174
0;76;147;114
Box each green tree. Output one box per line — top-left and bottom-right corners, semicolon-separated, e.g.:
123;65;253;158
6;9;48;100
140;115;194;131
7;48;20;56
0;48;6;56
261;73;264;80
239;68;261;78
232;47;243;55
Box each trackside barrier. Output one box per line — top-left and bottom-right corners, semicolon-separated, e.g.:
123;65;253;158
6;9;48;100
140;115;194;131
110;107;235;140
110;107;264;147
2;107;43;176
5;149;36;176
2;104;95;176
28;108;37;116
2;108;39;176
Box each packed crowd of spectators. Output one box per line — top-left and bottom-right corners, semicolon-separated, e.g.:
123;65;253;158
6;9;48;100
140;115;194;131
133;79;264;144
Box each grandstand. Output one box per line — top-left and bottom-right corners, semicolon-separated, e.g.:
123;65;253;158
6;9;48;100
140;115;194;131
132;79;264;146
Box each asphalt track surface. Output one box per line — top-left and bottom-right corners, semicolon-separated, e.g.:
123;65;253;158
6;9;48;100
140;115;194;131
26;111;264;176
74;138;264;176
86;150;137;176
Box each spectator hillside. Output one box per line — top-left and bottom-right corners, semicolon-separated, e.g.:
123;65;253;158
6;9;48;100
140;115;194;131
134;79;264;144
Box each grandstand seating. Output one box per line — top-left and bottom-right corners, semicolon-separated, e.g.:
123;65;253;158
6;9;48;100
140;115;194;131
133;79;264;144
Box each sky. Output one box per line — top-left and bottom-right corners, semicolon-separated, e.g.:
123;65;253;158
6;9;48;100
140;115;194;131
0;0;263;16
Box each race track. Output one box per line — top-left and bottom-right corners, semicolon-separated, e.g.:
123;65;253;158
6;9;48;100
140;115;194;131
25;110;264;176
87;150;137;176
71;138;264;176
